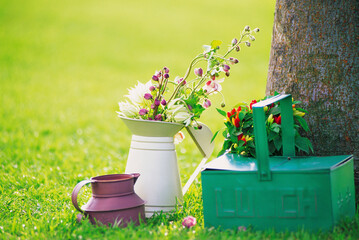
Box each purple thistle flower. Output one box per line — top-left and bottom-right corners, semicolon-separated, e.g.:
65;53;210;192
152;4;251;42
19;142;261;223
223;64;230;72
139;109;148;116
152;75;159;81
144;93;153;100
164;73;170;79
149;86;156;91
154;98;160;106
194;68;203;77
161;99;167;106
154;114;163;121
163;67;169;73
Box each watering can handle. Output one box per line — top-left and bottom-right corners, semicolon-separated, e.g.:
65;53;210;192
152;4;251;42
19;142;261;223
71;179;92;213
252;94;295;181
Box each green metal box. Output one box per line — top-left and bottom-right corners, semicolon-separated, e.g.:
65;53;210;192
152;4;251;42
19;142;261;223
201;95;355;231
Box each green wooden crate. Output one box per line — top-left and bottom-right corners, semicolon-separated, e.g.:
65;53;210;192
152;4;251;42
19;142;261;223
201;94;355;231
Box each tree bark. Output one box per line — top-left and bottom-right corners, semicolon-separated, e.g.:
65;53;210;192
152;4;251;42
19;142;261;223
266;0;359;167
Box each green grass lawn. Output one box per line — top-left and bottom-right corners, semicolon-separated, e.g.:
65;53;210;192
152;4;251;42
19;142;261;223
1;0;358;239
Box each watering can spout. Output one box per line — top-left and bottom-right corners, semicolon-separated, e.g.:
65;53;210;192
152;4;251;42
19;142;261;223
182;123;214;195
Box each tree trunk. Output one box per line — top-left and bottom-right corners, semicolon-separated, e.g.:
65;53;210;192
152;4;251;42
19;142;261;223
267;1;358;162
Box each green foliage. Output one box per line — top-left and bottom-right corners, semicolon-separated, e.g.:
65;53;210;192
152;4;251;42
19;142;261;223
214;95;313;157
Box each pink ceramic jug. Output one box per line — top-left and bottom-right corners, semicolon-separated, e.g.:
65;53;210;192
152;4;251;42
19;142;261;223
71;173;145;227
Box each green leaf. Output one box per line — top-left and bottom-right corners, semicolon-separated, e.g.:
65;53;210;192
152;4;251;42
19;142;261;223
294;115;310;132
270;123;281;133
234;102;248;109
268;141;276;155
237;111;245;121
217;149;226;157
269;107;280;115
230;134;238;143
208;59;219;69
273;136;282;151
210;130;220;143
247;140;255;148
239;140;246;148
222;130;228;138
249;148;256;158
243;120;253;129
306;138;314;153
295;107;308;113
216;108;227;117
211;40;222;49
268;131;277;141
295;136;309;153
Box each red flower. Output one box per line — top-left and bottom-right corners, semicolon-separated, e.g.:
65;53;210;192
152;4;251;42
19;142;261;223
274;115;281;125
227;108;237;118
237;133;247;146
249;100;257;110
233;116;240;128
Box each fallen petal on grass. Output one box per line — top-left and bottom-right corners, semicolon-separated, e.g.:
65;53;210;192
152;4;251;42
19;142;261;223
182;216;196;228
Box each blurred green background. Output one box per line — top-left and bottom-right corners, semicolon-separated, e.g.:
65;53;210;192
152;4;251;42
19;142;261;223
0;0;275;237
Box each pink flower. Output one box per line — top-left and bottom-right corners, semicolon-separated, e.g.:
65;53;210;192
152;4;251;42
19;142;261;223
154;114;163;121
149;86;156;92
176;77;186;85
182;216;196;228
203;99;211;108
152;75;159;81
203;78;224;94
231;38;238;45
161;99;167;106
194;68;203;77
223;64;230;72
238;226;247;232
144;93;153;100
139;109;148;116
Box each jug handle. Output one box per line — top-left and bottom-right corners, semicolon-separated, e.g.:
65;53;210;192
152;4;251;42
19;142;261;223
71;179;92;213
131;173;140;184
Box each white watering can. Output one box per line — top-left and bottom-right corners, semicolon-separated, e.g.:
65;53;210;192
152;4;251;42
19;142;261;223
120;117;214;217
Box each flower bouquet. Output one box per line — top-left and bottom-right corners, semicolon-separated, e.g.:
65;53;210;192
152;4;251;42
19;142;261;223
213;93;314;157
117;26;260;127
